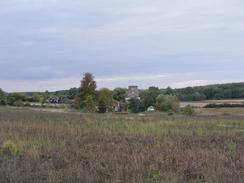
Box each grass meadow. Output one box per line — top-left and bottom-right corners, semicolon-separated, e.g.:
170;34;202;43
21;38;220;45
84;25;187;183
0;107;243;183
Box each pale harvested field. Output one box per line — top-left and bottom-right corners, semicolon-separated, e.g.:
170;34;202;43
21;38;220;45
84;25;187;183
180;99;244;108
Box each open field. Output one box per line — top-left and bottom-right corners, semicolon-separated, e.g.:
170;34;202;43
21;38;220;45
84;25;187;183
180;99;244;108
0;107;243;183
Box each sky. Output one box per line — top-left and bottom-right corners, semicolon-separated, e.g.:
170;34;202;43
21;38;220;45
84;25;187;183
0;0;244;92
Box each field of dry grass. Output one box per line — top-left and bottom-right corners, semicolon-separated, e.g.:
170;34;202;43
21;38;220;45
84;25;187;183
180;99;244;108
0;107;243;183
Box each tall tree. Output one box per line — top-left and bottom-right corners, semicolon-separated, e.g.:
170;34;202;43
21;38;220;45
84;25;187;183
97;98;107;113
79;73;97;108
98;88;113;110
128;98;145;113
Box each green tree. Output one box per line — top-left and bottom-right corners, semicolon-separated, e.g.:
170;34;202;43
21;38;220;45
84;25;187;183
97;98;107;113
68;88;79;99
156;94;180;112
0;89;6;105
85;95;96;112
165;86;175;95
140;90;154;108
73;95;81;109
128;98;144;113
140;87;161;108
7;93;27;106
113;88;127;101
79;73;97;108
99;88;112;105
98;88;113;111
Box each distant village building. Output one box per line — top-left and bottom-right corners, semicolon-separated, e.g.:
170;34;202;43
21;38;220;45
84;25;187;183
147;106;155;112
112;100;121;112
126;86;140;100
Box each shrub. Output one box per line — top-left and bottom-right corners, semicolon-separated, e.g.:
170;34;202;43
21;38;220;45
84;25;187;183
168;110;174;116
85;95;96;112
156;94;180;112
7;93;27;106
97;98;107;113
1;140;19;156
0;89;6;105
73;95;81;109
128;98;145;113
183;105;195;116
14;100;24;107
149;171;162;181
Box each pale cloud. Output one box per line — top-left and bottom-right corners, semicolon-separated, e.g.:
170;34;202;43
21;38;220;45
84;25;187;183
0;0;244;91
0;74;169;92
96;74;167;82
1;73;242;92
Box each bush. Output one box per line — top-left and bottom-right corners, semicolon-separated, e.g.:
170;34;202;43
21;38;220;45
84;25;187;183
0;89;6;105
97;98;107;113
85;95;96;112
7;93;27;106
128;98;145;113
14;100;24;107
168;110;174;116
183;105;195;116
156;94;180;112
1;140;19;156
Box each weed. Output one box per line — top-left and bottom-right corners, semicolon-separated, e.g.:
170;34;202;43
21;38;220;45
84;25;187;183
1;140;19;156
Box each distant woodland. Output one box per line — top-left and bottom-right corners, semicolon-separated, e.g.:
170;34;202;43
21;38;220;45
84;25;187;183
1;73;244;113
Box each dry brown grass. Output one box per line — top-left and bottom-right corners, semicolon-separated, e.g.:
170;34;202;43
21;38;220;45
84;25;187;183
0;107;243;183
180;99;244;108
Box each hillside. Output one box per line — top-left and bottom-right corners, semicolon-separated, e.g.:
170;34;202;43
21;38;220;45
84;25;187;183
174;82;244;101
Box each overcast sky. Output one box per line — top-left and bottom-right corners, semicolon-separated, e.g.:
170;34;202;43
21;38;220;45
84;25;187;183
0;0;244;92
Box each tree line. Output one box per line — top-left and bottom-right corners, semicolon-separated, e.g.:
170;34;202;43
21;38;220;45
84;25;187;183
174;83;244;101
1;73;244;112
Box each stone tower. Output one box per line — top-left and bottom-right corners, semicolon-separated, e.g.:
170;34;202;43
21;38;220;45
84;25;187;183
127;86;139;99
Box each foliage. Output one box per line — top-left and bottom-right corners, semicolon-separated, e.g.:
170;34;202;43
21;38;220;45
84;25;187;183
84;95;96;112
183;105;195;116
80;73;97;99
26;93;41;102
156;94;180;112
1;140;18;156
149;171;162;181
128;98;145;113
140;87;161;108
7;93;27;106
140;91;155;108
68;88;79;99
14;100;24;107
0;89;6;105
112;88;127;101
168;110;175;116
175;82;244;101
98;88;113;110
97;98;107;113
73;95;81;109
164;86;175;95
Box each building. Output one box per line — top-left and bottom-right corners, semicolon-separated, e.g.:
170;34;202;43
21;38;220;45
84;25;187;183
126;86;140;100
